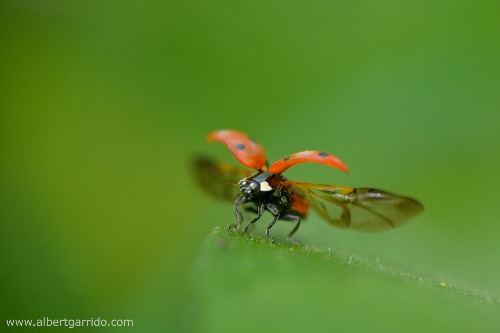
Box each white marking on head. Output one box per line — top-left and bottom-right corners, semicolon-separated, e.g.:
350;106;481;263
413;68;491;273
259;181;273;192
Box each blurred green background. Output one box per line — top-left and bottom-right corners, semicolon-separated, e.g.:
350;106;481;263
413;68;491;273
1;0;499;331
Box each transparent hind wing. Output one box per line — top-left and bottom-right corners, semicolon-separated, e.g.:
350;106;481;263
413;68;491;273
193;156;252;202
290;182;423;232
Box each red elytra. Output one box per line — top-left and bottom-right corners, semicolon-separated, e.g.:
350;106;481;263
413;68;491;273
206;130;268;171
268;150;349;174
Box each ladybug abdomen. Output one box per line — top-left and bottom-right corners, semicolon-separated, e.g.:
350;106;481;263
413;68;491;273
289;192;309;217
267;174;309;218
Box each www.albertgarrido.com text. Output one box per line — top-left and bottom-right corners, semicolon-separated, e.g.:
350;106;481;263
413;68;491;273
6;317;134;328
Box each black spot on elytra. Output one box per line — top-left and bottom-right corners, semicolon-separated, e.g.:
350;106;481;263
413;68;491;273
284;155;292;161
235;144;246;150
319;151;329;157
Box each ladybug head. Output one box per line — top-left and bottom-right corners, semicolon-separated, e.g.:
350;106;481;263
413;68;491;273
238;172;274;195
238;179;259;194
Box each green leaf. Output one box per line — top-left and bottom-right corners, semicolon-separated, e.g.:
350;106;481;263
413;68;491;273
188;228;500;333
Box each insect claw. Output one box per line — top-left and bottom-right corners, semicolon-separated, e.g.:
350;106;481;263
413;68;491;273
287;237;302;246
228;223;240;232
265;229;275;243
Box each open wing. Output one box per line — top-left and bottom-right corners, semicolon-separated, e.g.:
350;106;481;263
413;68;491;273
193;156;253;202
207;130;268;171
290;181;423;232
269;150;349;174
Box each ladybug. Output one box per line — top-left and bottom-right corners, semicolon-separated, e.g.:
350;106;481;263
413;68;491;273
194;129;423;243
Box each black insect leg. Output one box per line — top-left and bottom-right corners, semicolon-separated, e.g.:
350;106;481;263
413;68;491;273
229;193;249;232
265;203;280;243
265;215;280;243
283;214;301;244
242;202;265;235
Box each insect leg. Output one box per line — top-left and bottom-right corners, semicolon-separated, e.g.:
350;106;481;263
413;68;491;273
242;202;265;235
265;203;280;243
283;214;301;244
229;194;249;232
